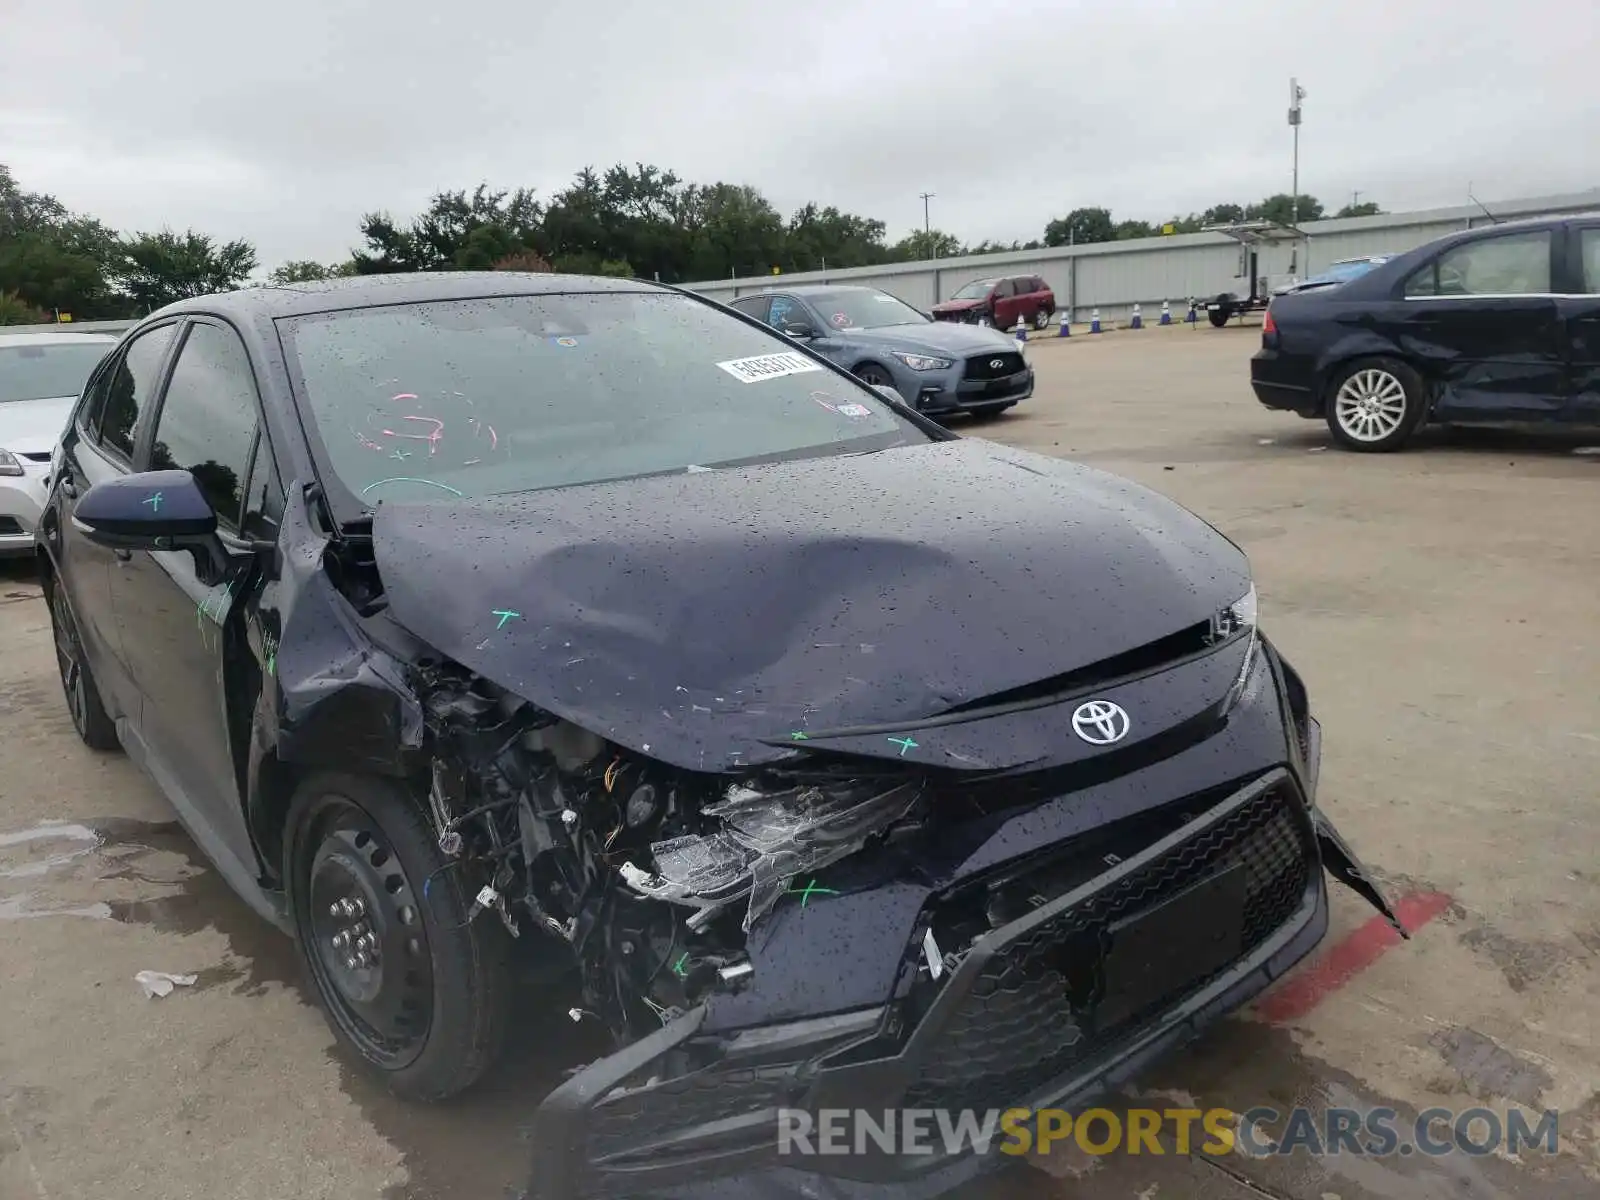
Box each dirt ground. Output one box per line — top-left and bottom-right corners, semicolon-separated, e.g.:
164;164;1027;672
1;324;1597;1200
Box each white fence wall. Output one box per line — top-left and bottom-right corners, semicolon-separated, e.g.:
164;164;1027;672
687;189;1600;320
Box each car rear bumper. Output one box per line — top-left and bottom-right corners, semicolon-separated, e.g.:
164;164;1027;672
1250;350;1318;416
527;766;1334;1199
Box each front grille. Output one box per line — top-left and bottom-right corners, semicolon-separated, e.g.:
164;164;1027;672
587;1065;794;1158
904;784;1312;1109
963;352;1025;380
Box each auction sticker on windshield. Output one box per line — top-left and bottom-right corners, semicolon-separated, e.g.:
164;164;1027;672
716;352;825;383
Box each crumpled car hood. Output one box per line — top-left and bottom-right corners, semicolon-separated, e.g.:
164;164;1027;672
371;439;1249;771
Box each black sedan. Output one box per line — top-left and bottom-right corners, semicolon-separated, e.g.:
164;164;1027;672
1252;214;1600;450
36;272;1400;1199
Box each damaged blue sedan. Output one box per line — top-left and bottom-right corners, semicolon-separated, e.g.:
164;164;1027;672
35;272;1402;1199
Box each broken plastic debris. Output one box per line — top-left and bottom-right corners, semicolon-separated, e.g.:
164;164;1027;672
136;970;197;998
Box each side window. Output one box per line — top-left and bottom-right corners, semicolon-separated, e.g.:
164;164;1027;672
1032;277;1049;294
241;435;285;540
730;296;770;323
148;323;261;533
993;280;1015;299
77;358;116;439
767;295;802;330
1406;231;1552;298
97;325;177;461
1580;229;1600;293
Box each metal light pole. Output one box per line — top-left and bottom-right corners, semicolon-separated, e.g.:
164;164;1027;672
1288;78;1306;274
919;191;935;258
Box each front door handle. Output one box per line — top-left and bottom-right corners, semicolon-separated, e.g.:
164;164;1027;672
113;549;131;562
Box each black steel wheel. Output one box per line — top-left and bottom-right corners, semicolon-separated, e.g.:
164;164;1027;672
47;578;119;751
285;773;510;1100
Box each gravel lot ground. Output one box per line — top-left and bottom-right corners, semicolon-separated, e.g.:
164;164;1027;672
2;323;1596;1200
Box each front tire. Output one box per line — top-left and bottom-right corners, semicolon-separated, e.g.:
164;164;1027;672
1031;308;1052;331
285;772;510;1101
1208;306;1232;328
1325;357;1425;452
47;579;120;751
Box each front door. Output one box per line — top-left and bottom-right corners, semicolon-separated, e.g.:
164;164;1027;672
53;322;181;722
1393;228;1565;421
110;318;270;881
1559;222;1600;424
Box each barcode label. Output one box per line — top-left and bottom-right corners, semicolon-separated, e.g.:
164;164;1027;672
715;352;825;383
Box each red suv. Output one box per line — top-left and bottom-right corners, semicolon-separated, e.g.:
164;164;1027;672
931;274;1056;330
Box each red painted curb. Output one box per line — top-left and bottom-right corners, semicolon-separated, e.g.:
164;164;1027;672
1254;890;1453;1024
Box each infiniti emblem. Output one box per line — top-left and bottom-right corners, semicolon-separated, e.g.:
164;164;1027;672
989;358;1005;369
1071;700;1130;745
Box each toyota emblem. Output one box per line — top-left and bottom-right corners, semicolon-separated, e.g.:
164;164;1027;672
989;358;1005;369
1071;700;1130;745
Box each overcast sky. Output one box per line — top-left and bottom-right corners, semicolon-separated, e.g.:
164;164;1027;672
3;0;1595;274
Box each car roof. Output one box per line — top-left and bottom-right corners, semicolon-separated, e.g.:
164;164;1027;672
147;271;670;322
781;283;884;295
0;331;118;348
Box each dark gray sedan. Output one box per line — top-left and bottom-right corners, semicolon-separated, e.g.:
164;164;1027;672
730;284;1033;419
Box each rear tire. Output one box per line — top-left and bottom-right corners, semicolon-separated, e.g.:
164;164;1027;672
1325;357;1426;452
285;772;510;1101
1208;306;1231;328
46;577;120;752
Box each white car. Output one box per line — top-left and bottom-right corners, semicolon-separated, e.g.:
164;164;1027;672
0;331;118;557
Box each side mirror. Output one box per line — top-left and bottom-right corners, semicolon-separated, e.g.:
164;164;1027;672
73;469;230;583
783;321;819;339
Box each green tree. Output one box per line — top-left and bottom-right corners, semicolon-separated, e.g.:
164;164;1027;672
268;260;333;284
0;165;121;316
784;203;889;271
889;229;964;261
1335;200;1382;218
1246;194;1324;224
1114;219;1155;240
1044;207;1115;246
0;291;48;326
1201;203;1246;226
115;230;258;311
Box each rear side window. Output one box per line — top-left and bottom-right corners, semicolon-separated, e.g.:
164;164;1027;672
993;280;1015;298
97;324;177;460
1405;231;1551;297
1580;229;1600;293
730;296;770;322
147;323;261;531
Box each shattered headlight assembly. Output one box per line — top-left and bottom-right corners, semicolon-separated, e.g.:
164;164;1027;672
890;351;953;371
619;779;921;932
1216;583;1260;711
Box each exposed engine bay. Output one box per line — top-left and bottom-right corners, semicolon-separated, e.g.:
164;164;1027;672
415;663;927;1044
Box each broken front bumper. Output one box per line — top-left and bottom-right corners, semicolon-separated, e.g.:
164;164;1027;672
528;763;1385;1199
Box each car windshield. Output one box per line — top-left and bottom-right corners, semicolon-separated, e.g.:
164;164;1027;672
278;291;926;506
0;342;111;404
807;289;928;331
951;280;995;300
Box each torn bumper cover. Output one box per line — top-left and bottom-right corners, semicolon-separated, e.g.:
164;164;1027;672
529;762;1394;1199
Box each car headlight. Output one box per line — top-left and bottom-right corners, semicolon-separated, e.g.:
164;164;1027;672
1215;584;1260;709
890;352;953;371
0;449;23;478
